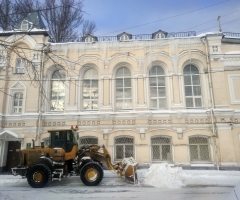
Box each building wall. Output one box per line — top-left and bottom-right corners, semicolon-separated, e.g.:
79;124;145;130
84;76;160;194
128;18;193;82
0;31;240;171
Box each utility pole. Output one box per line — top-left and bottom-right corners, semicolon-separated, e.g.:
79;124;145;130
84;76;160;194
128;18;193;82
217;16;222;32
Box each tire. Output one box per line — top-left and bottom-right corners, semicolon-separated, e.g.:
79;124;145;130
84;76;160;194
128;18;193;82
80;162;103;186
26;164;51;188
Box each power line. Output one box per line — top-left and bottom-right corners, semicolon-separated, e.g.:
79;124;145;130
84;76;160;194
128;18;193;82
97;0;233;36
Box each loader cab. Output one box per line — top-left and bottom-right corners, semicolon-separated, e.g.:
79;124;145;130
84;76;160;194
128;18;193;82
48;129;78;153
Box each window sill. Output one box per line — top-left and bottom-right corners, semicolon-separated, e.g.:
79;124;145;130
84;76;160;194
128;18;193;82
10;113;22;115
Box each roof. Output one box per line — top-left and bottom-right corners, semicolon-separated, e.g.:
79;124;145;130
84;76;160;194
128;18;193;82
19;12;46;30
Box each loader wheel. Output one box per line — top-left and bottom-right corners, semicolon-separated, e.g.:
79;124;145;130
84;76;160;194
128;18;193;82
80;162;103;186
27;164;51;188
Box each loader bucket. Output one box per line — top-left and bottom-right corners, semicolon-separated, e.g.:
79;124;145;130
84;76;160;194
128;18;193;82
115;157;138;183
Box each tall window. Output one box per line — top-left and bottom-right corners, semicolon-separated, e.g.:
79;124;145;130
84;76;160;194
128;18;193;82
13;92;23;113
149;66;166;108
151;136;172;161
115;137;134;160
189;136;210;162
83;69;98;110
116;67;132;110
183;65;202;108
51;70;66;111
16;58;25;74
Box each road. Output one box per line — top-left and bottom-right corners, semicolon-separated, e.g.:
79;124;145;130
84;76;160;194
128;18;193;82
0;169;238;200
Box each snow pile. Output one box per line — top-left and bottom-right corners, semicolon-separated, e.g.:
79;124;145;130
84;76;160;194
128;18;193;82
144;163;185;189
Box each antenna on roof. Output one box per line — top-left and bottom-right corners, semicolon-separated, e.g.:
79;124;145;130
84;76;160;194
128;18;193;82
217;16;222;32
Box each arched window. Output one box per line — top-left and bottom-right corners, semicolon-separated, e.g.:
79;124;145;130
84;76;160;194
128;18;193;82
85;37;93;42
151;136;172;161
149;66;166;108
120;35;129;41
115;137;134;160
79;136;98;146
83;69;98;110
50;70;66;111
183;65;202;108
155;33;165;39
13;92;23;113
116;67;132;110
189;136;210;162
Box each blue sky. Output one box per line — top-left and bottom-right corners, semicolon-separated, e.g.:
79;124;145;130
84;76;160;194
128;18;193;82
83;0;240;36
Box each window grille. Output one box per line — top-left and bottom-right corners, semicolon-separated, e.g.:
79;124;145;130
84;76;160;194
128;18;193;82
50;70;66;111
83;69;98;110
183;65;202;108
116;67;132;109
13;92;23;113
16;58;25;74
151;136;172;161
149;66;166;108
189;136;210;162
115;137;134;160
79;137;98;146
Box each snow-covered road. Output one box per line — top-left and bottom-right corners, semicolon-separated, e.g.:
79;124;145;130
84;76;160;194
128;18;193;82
0;167;240;200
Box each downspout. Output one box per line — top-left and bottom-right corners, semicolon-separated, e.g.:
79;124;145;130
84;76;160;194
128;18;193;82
36;44;45;145
201;36;219;170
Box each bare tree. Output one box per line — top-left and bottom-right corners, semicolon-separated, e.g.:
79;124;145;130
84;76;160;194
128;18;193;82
14;0;40;14
0;0;97;42
41;0;83;42
81;20;96;37
0;0;17;30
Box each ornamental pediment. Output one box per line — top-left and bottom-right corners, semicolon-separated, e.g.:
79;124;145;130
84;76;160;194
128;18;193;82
0;130;24;140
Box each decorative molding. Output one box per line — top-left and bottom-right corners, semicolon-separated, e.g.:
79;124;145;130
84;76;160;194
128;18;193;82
185;119;209;123
148;119;172;124
4;122;25;127
43;121;65;127
79;121;100;126
112;120;135;125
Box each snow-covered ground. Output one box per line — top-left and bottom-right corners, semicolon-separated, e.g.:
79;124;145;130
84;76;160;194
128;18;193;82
1;164;240;200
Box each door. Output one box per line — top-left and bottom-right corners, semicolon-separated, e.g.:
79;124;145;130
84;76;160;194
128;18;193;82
6;141;21;171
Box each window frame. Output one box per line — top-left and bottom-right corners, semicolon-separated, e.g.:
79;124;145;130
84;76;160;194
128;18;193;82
21;20;29;30
155;33;165;39
85;36;94;43
183;64;203;108
151;136;172;162
120;34;129;41
114;136;134;161
15;58;25;74
115;67;132;110
82;68;99;111
50;70;66;111
149;66;166;109
12;92;23;114
189;136;211;162
79;136;98;147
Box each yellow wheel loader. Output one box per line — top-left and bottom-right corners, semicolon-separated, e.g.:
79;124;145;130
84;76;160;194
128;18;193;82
11;126;138;188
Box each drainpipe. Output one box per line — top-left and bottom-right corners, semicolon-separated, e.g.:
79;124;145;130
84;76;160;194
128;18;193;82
201;36;219;170
36;44;46;145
